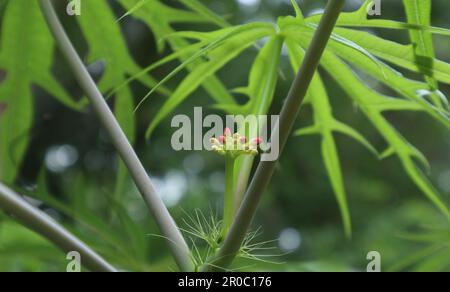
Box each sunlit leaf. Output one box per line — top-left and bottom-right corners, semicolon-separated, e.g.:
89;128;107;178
403;0;445;109
0;0;80;183
333;27;450;84
318;50;450;219
287;40;376;237
306;0;450;36
117;0;236;115
144;23;276;138
179;0;229;28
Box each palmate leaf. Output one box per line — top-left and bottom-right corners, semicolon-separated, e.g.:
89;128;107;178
325;33;450;128
282;19;450;124
0;0;81;184
317;49;450;220
143;23;276;137
286;40;377;238
306;0;450;36
135;25;250;111
117;0;236;123
278;1;450;232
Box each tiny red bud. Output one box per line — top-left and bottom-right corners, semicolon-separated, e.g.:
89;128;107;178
219;135;225;144
252;137;263;145
240;136;247;144
224;127;232;136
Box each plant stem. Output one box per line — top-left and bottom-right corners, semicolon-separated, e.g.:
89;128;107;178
233;155;253;209
38;0;193;272
203;0;346;271
0;183;116;272
222;155;235;238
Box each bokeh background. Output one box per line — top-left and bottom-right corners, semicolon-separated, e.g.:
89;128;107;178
1;0;450;271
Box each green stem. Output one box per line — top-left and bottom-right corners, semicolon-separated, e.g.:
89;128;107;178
38;0;193;272
0;183;116;272
203;0;346;271
222;155;235;238
233;156;254;210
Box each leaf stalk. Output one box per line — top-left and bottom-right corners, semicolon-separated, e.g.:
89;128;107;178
0;183;117;272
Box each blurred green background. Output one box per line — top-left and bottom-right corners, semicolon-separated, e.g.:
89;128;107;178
0;0;450;271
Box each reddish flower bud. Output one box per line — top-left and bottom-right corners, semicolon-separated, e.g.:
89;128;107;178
240;136;247;144
252;137;263;145
224;127;232;136
219;135;226;144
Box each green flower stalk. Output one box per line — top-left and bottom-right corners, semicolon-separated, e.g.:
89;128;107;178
210;128;262;238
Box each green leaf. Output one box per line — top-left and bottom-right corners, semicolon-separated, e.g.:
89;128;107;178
333;27;450;84
145;23;275;138
179;0;229;28
318;49;450;220
117;0;211;52
135;24;263;111
116;0;149;23
326;30;450;128
306;0;450;36
284;15;450;116
282;22;385;76
403;0;443;107
0;0;79;183
216;35;283;116
117;0;236;113
289;0;304;21
108;41;208;99
287;39;379;237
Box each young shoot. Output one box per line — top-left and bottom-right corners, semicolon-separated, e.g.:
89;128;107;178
210;128;263;238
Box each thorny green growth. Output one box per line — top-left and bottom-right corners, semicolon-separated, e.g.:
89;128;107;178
180;209;282;271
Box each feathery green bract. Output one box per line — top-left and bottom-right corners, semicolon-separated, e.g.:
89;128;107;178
0;0;80;184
